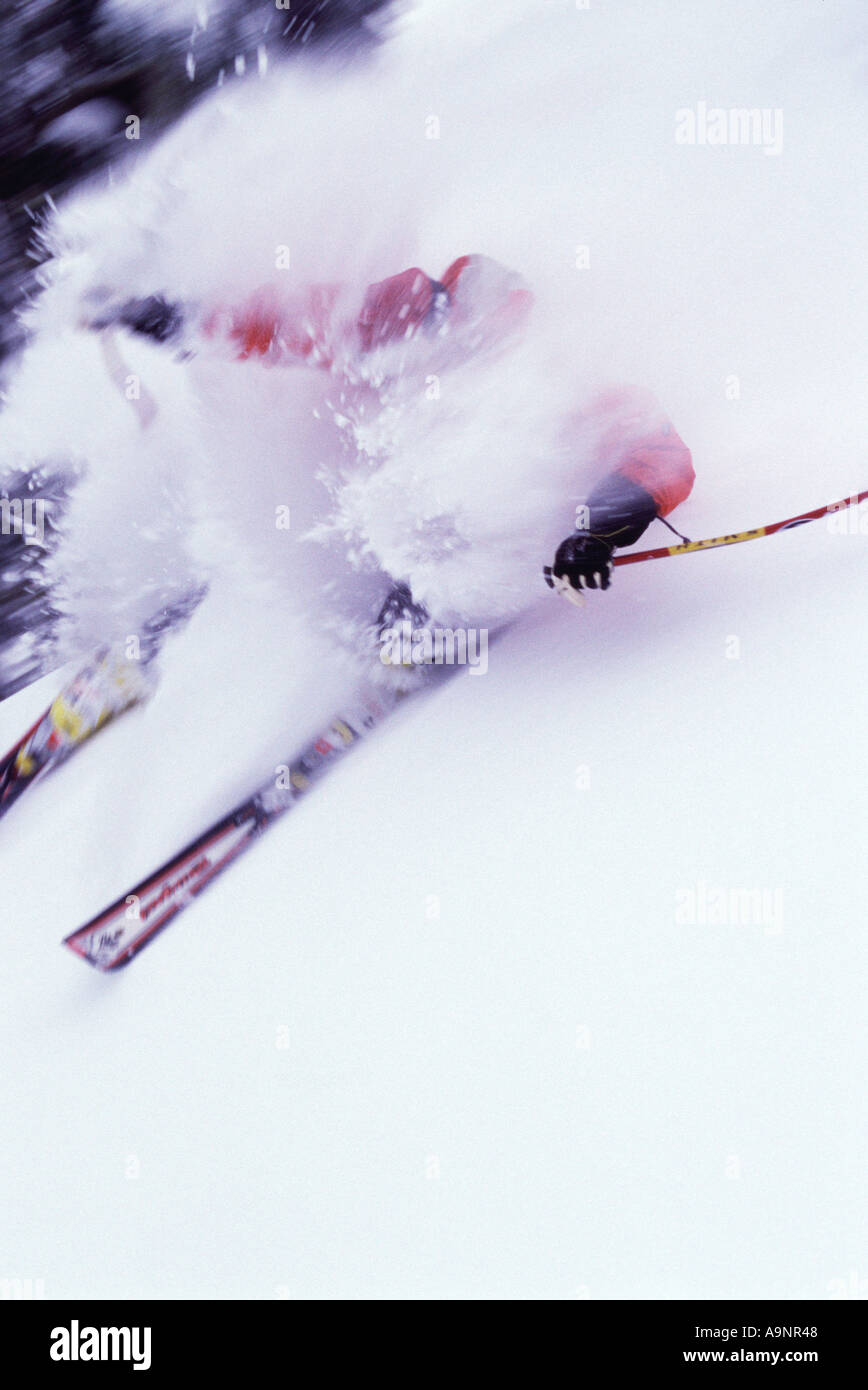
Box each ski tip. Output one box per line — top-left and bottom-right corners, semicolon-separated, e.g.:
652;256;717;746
62;929;111;971
62;918;158;971
62;934;141;971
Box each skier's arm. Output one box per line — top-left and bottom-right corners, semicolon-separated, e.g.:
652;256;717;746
82;284;344;366
545;419;695;595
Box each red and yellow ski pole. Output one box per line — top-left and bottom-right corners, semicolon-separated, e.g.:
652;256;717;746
614;487;868;569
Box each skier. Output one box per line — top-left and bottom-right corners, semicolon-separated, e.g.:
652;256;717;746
1;249;698;925
99;253;695;637
2;250;696;812
45;255;698;960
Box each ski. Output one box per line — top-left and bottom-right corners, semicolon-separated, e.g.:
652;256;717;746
63;684;400;971
0;648;155;821
0;587;203;823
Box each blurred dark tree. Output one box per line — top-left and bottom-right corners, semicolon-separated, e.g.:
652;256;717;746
0;0;395;364
0;1;395;697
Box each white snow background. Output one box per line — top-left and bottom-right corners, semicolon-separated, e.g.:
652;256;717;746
1;0;866;1298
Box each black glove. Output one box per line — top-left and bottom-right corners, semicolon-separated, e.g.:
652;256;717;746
544;533;614;598
544;472;659;602
117;295;185;343
87;294;185;343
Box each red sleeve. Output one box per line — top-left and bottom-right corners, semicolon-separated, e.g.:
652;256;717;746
202;283;343;366
201;269;438;362
356;268;436;351
616;431;695;516
588;386;694;517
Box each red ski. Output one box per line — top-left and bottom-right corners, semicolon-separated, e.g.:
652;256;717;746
0;648;154;820
63;686;399;970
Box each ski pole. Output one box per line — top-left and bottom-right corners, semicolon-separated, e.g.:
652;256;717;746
614;487;868;568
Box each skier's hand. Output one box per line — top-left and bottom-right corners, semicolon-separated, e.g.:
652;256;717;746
544;533;614;602
82;293;185;343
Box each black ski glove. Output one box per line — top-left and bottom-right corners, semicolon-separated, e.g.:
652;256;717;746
86;293;185;343
115;295;185;343
544;534;614;598
544;472;659;602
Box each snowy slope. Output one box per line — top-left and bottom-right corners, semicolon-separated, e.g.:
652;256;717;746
1;0;867;1300
2;521;866;1301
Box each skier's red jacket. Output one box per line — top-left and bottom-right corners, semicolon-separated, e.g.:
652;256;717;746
204;254;694;522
